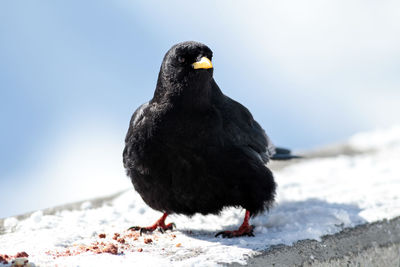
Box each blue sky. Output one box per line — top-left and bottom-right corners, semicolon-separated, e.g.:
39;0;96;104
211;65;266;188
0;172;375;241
1;1;400;218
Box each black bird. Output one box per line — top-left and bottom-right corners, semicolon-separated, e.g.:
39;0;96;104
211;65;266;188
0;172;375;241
123;41;297;238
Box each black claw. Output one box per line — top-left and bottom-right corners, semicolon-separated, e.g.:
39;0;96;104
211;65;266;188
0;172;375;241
215;231;230;238
128;226;141;231
225;232;233;238
215;227;255;238
128;222;176;236
139;228;151;236
128;226;152;236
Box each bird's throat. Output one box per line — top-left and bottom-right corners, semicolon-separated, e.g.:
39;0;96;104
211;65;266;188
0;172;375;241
154;71;214;111
180;80;212;111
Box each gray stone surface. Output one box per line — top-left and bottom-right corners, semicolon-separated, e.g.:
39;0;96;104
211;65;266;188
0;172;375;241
228;216;400;267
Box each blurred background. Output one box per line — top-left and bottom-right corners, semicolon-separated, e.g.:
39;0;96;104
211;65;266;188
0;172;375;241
1;0;399;218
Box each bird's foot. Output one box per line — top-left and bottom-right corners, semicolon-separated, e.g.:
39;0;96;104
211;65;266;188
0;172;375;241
128;213;175;235
215;224;255;238
128;223;175;235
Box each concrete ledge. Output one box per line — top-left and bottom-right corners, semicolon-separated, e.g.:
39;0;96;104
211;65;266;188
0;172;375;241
229;216;400;267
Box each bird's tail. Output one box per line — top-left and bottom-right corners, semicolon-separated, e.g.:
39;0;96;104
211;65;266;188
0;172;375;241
271;147;302;160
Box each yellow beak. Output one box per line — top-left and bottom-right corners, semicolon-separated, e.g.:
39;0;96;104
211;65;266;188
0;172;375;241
192;57;213;69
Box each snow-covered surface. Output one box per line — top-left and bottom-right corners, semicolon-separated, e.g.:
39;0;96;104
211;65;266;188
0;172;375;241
1;126;400;266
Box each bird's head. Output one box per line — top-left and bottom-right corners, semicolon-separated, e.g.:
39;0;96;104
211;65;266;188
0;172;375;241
154;41;215;104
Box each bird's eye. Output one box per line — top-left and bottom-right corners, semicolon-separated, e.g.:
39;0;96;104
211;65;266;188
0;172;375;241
178;57;185;63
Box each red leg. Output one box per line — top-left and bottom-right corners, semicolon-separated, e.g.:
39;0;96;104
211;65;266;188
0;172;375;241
215;210;255;238
128;213;175;235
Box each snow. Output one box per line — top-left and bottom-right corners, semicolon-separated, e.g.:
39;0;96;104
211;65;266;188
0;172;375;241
1;126;400;266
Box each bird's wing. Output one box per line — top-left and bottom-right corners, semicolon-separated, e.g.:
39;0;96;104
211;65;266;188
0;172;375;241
132;102;150;127
124;102;149;141
123;102;150;169
218;95;275;163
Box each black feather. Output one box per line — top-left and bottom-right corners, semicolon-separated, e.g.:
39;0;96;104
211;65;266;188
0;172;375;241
123;41;277;217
